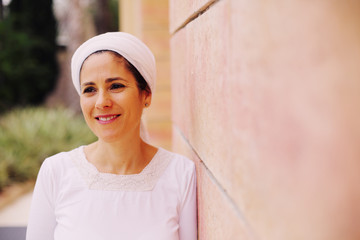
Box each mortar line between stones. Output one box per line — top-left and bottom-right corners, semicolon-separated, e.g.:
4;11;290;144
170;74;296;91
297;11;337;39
171;0;221;35
173;125;259;239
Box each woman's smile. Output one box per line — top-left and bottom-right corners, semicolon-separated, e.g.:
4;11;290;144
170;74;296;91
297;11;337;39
95;114;121;124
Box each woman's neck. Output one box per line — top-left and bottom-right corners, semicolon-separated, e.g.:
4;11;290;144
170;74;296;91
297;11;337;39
84;137;157;175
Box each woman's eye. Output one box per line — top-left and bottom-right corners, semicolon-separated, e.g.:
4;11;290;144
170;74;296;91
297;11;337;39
110;83;125;90
83;87;96;94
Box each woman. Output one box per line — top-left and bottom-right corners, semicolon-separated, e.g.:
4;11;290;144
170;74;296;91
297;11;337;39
26;32;197;240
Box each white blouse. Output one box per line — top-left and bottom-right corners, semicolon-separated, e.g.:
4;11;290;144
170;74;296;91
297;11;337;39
26;146;197;240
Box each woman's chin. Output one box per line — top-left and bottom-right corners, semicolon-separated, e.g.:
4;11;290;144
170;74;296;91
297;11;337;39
98;135;122;143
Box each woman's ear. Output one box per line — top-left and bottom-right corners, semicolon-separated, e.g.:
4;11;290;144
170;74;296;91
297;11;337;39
143;91;152;108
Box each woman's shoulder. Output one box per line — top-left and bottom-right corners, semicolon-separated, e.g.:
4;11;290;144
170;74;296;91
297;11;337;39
157;148;195;174
41;146;83;171
35;146;84;187
156;149;196;197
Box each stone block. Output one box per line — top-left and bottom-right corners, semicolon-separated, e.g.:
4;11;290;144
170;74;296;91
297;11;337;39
172;127;254;240
169;0;217;33
142;29;170;60
171;0;247;216
142;0;169;29
147;88;171;121
147;120;172;150
155;60;171;88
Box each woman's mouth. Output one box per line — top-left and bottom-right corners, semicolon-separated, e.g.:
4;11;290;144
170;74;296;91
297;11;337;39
95;114;121;124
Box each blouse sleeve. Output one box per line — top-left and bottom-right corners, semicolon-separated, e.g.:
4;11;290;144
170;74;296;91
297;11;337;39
26;159;56;240
178;163;197;240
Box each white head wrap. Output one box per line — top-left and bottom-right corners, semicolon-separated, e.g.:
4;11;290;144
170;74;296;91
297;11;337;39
71;32;156;142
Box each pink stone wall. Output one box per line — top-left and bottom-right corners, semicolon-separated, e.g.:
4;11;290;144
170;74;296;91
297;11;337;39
170;0;360;239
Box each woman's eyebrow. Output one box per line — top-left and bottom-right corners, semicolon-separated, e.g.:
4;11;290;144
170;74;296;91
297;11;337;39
81;78;128;87
105;77;128;83
81;81;95;87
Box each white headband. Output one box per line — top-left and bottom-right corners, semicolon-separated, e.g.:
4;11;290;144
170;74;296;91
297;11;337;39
71;32;156;95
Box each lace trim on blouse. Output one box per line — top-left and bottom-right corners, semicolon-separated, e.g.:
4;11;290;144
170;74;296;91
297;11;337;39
70;146;170;191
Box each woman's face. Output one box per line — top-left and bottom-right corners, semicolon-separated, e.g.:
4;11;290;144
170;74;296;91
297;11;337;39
79;52;150;142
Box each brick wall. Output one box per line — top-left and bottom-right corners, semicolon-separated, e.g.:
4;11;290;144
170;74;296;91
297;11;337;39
170;0;360;239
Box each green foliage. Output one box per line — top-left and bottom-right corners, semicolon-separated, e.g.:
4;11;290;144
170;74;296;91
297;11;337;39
0;0;58;112
108;0;119;31
0;107;96;190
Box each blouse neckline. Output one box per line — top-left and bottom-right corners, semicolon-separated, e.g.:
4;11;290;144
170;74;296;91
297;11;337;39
70;146;171;191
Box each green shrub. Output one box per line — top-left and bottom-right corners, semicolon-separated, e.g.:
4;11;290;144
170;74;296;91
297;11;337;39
0;107;96;190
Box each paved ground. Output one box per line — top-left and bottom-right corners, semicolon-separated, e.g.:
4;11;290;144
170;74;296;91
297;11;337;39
0;191;33;227
0;227;27;240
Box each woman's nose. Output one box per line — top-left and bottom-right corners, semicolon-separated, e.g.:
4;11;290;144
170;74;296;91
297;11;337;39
95;91;112;109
